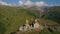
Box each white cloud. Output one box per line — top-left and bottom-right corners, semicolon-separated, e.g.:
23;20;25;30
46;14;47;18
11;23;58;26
19;0;48;7
35;1;48;7
19;0;34;7
0;1;8;5
19;0;24;6
24;0;34;7
0;1;16;7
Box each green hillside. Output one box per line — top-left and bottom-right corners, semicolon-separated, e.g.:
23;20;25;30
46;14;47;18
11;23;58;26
39;28;52;34
0;6;59;34
0;6;34;34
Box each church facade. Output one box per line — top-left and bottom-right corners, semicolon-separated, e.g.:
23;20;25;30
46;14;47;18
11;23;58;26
19;19;43;31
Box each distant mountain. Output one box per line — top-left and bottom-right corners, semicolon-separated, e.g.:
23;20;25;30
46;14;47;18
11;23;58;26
18;6;60;24
43;6;60;24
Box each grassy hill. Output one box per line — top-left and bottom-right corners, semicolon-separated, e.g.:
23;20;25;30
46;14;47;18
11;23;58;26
0;6;59;34
0;6;34;34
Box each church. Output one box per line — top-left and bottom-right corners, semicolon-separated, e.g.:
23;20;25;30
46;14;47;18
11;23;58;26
19;18;42;31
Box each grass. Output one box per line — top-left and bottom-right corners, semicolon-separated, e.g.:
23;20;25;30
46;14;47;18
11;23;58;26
0;6;59;34
39;28;53;34
0;6;34;34
39;18;58;25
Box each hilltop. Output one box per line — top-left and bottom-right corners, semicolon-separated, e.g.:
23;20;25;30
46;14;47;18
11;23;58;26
0;6;60;34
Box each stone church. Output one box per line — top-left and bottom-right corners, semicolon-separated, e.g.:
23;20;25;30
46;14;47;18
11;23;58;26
19;19;41;31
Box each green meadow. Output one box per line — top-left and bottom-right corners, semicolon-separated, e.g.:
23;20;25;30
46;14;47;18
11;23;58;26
0;6;60;34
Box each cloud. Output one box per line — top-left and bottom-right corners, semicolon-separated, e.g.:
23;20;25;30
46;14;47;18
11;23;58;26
19;0;24;6
19;0;34;7
0;1;8;5
35;1;48;7
19;0;48;7
24;0;34;7
0;1;16;7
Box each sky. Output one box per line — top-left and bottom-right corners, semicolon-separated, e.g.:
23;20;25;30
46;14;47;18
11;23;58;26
0;0;60;7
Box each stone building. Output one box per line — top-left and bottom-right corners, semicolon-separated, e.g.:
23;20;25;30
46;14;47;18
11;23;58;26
24;19;30;31
19;19;43;31
34;19;40;29
19;19;30;31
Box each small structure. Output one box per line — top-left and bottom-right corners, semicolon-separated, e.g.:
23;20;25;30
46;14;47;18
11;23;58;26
19;25;24;31
34;19;40;29
19;19;44;31
24;19;30;31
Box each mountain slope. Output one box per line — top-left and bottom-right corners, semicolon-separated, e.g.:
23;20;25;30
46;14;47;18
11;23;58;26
43;6;60;24
39;28;52;34
0;6;59;34
0;6;34;34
